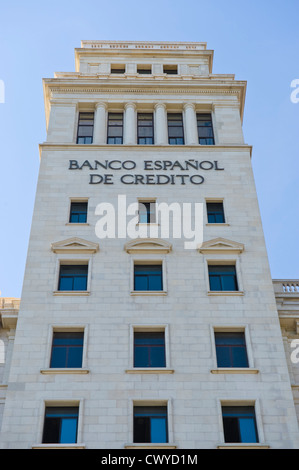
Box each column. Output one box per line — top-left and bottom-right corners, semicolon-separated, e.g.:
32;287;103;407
123;102;137;145
183;103;198;145
154;103;168;145
93;102;107;144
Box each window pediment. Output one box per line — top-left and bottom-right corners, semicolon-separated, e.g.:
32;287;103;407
124;238;172;254
198;238;244;254
51;237;99;254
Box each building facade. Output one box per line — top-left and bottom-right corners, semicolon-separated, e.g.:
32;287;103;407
0;41;299;449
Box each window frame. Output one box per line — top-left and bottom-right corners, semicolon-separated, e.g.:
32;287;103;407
35;399;85;448
131;258;167;295
138;199;156;224
167;112;185;145
221;405;259;444
58;263;89;292
137;112;154;145
206;201;225;224
110;64;126;74
107;112;124;144
41;325;89;374
196;113;215;145
163;65;178;75
126;399;176;448
68;200;88;224
42;405;79;445
133;405;168;444
53;258;92;296
76;112;94;145
126;324;173;374
137;65;152;75
49;331;84;369
217;399;267;449
205;259;244;295
215;331;249;369
210;326;257;374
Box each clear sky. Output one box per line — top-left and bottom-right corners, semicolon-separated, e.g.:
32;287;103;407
0;0;298;297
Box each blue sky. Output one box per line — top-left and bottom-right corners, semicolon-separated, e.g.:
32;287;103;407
0;0;298;297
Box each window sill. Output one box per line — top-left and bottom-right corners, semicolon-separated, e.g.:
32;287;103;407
211;368;259;374
40;368;89;375
125;443;177;449
131;291;167;296
217;443;270;449
125;368;174;374
136;223;159;226
65;223;89;226
53;291;90;296
207;291;244;296
206;223;230;226
32;443;86;449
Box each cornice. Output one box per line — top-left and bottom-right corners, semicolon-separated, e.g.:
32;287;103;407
38;143;253;159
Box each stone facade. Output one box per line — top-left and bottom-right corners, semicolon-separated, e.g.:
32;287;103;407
0;41;298;449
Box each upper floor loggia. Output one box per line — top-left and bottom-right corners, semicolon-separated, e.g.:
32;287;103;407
41;41;248;148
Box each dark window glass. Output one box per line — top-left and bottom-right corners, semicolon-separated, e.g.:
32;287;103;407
197;113;215;145
58;265;88;291
163;66;178;75
134;332;166;368
107;113;123;144
207;202;225;223
42;407;79;444
138;201;156;223
222;406;258;443
208;265;238;291
134;406;168;443
215;332;249;368
50;332;84;368
69;202;88;223
134;265;163;291
77;112;94;144
168;113;184;145
111;66;125;74
137;67;152;74
137;113;154;145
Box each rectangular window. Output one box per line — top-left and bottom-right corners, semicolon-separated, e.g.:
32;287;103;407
50;332;84;368
168;113;184;145
58;265;88;291
77;112;94;144
134;406;168;443
215;332;249;368
134;264;163;291
207;202;225;223
208;265;238;291
107;112;123;144
197;113;214;145
163;65;178;75
111;65;125;74
134;332;166;368
42;406;79;444
222;406;259;443
138;201;156;223
137;66;152;74
69;202;88;223
137;113;154;145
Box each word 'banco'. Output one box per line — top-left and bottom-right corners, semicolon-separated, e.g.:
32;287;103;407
69;159;224;185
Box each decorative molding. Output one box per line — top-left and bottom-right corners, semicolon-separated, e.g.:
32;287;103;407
124;238;172;254
198;237;244;254
51;237;99;254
